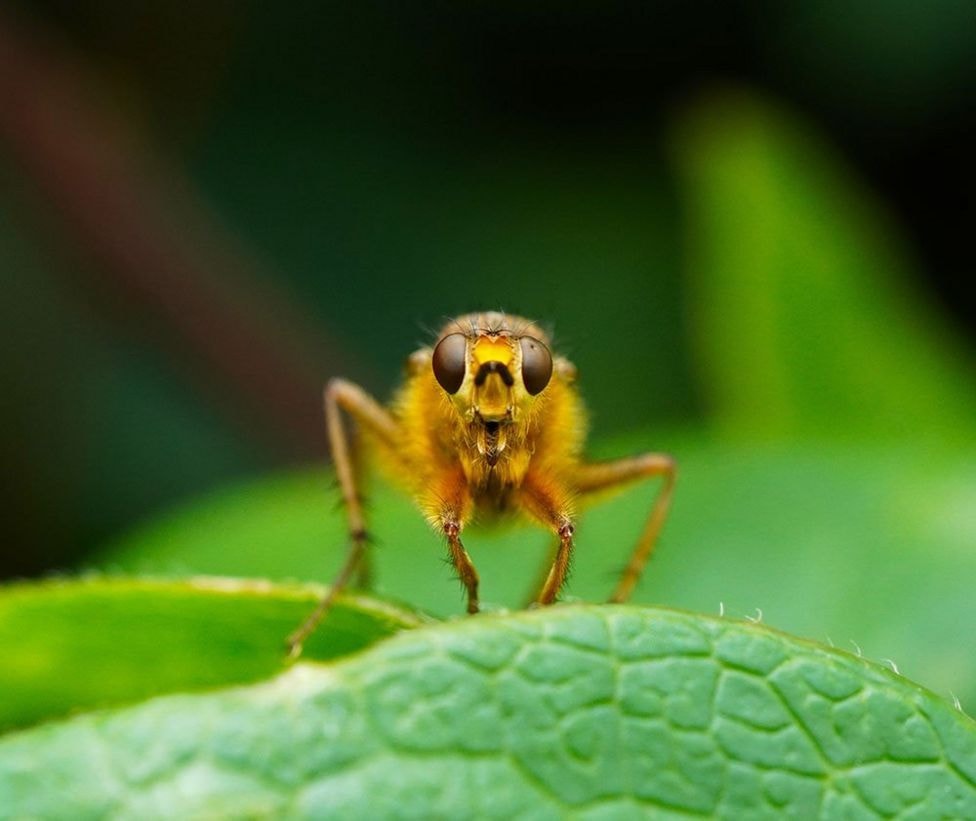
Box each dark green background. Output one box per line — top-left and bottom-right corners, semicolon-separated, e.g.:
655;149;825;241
2;0;975;584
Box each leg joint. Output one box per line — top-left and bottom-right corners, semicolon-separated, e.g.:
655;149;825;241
324;377;353;402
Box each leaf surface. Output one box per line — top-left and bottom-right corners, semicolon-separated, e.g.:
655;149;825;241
2;605;974;818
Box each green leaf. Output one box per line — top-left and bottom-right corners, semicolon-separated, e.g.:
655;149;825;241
2;606;974;817
672;90;976;442
0;576;424;732
96;436;976;711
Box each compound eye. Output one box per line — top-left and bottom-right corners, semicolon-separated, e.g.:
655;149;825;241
519;336;553;396
432;333;468;394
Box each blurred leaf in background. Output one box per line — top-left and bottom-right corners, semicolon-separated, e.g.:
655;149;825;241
674;91;976;442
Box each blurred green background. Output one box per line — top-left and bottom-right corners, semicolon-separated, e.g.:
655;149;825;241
2;4;975;699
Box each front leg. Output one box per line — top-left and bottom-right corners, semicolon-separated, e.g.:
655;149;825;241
518;474;576;605
444;519;480;614
422;468;478;614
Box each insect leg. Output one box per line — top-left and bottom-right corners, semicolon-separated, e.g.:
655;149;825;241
287;378;399;657
537;524;575;605
444;519;480;614
518;476;576;605
420;466;477;614
522;539;557;606
572;453;676;604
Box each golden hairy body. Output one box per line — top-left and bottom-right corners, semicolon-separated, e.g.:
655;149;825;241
385;313;585;525
288;311;675;655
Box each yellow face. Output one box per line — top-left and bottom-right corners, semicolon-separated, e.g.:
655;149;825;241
469;336;515;420
430;314;554;427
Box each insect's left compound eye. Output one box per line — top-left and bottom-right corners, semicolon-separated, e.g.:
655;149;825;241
519;336;553;395
432;333;468;394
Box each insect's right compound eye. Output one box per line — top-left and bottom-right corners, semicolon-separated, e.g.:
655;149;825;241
432;333;468;394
